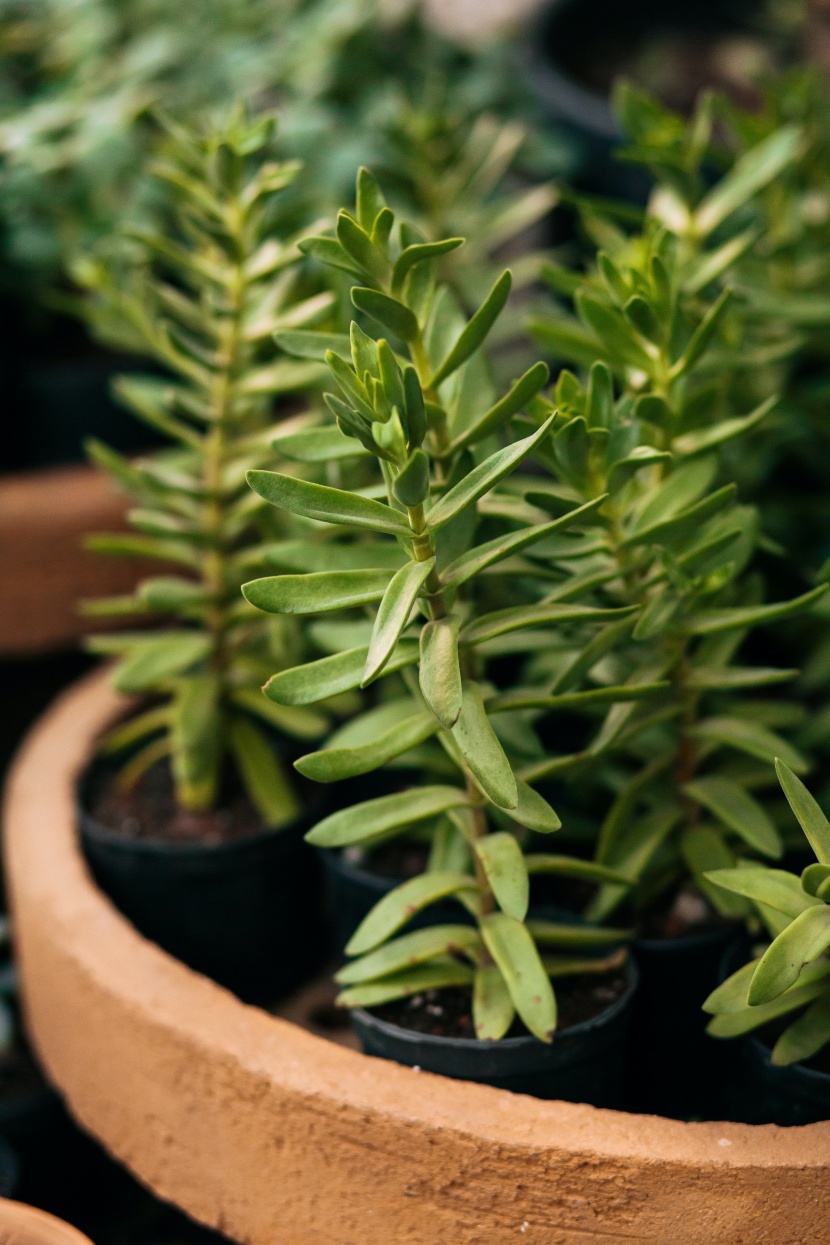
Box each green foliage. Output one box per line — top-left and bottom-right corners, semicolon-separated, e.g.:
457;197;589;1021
246;167;633;1042
705;766;830;1066
84;109;334;819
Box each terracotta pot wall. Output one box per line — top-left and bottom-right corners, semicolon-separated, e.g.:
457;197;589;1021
4;671;830;1245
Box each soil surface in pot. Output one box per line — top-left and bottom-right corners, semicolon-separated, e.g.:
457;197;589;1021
89;759;264;846
370;970;627;1040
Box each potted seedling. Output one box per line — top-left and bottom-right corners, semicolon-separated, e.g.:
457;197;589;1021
704;760;830;1124
241;167;642;1105
77;108;336;1003
526;190;826;1113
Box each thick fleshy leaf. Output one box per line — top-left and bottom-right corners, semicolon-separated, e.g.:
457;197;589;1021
247;470;410;535
391;238;464;293
336;924;480;986
771;995;830;1066
703;959;757;1015
749;905;830;1004
491;682;667;713
683;777;782;858
420;616;463;729
480;912;556;1042
92;633;211;693
623;484;736;549
450;362;550;451
688;666;797;691
474;833;529;920
707;976;830;1038
777;760;830;865
294;711;437;782
230;688;326;742
473;964;516;1040
802;864;830;898
527;920;631;948
337;962;474;1009
673;397;775;456
264;640;419;705
228;716;299;828
692;716;807;774
243;570;390;615
169;674;221;809
306;785;470;850
461;602;634;646
705;867;821;919
351;288;419;341
392;449;430;507
346;870;479;955
440;495;606;588
525;856;629;885
425;416;555;532
694;125;801;236
363;558;435;684
430;270;512;387
690;585;828;635
274;329;350;361
511;781;561;834
272;425;368;462
452;682;518;810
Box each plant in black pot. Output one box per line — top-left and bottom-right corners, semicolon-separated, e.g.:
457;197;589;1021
705;760;830;1125
78;107;338;1004
526;205;827;1116
242;168;643;1105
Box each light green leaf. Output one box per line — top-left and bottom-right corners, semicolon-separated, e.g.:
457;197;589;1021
392;238;464;293
525;856;629;885
426;415;555;533
169;674;221;809
683;777;782;858
461;602;634;647
705;867;821;919
694;125;802;236
771;995;830;1066
473;964;516;1040
243;570;390;615
527;920;631;948
449;362;550;451
230;688;326;742
511;780;561;833
430;270;512;388
480;912;556;1042
749;905;830;1004
363;558;435;685
688;666;796;691
294;711;437;782
420;616;463;729
692;716;807;774
777;761;830;865
351;288;419;342
337;962;474;1009
247;470;410;536
336;924;480;986
703;959;757;1015
272;426;368;462
346;870;479;955
690;585;828;635
452;682;518;810
306;785;470;850
474;832;529;921
274;329;350;361
91;632;211;693
673;397;775;456
228;715;298;828
263;640;419;706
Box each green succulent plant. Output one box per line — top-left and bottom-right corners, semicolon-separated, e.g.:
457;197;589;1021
243;168;633;1042
83;108;336;822
526;198;827;924
705;761;830;1066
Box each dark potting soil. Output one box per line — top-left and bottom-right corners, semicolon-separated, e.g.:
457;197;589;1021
90;758;264;846
371;970;627;1040
638;887;732;940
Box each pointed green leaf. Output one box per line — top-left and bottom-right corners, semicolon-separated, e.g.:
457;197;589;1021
771;995;830;1066
703;959;757;1015
525;856;630;885
355;167;386;231
473;964;516;1040
294;711;437;782
705;867;821;918
228;715;299;829
351;288;419;342
306;785;470;850
336;211;387;281
420;616;463;729
688;666;797;690
692;716;807;774
695;125;801;236
336;924;480;986
346;870;479;955
777;761;830;865
392;238;464;294
263;640;419;706
511;781;561;833
337;962;474;1009
474;833;529;921
480;913;556;1042
749;905;830;1004
426;416;555;533
461;602;634;646
683;777;782;858
393;449;430;507
527;920;631;948
450;362;550;451
272;425;368;462
247;470;410;536
100;633;211;693
429;270;512;388
274;330;350;361
243;570;390;615
363;557;435;684
690;585;828;635
673;396;776;456
170;674;221;809
452;682;518;810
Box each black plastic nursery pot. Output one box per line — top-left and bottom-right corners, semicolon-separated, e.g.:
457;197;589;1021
351;957;638;1106
728;1033;830;1126
627;923;741;1119
526;0;761;201
79;774;330;1006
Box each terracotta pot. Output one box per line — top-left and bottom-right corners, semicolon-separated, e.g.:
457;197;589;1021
4;669;830;1245
0;1199;93;1245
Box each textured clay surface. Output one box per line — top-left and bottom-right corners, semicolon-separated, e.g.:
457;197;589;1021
4;670;830;1245
0;1198;94;1245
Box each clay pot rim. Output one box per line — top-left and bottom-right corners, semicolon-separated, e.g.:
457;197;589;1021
6;664;830;1233
0;1198;94;1245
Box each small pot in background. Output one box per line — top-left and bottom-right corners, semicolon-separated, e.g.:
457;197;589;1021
352;956;638;1106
